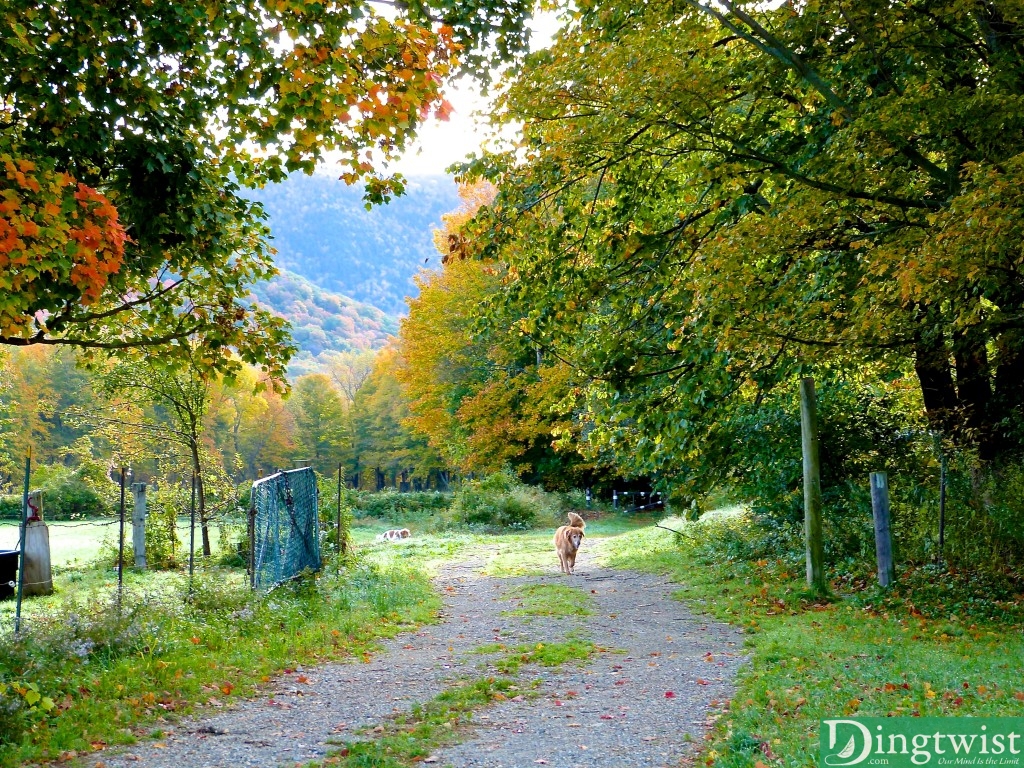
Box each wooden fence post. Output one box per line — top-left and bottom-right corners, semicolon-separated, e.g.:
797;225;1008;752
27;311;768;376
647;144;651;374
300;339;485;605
870;472;895;587
799;377;826;593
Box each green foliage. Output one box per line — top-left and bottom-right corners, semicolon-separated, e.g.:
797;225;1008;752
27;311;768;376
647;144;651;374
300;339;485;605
1;0;520;374
0;464;110;521
447;470;562;531
144;486;184;569
452;0;1024;563
937;453;1024;570
349;488;451;520
0;681;55;748
288;374;350;476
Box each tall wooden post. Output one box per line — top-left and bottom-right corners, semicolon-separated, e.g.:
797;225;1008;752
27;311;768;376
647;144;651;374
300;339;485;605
799;378;826;593
870;472;895;587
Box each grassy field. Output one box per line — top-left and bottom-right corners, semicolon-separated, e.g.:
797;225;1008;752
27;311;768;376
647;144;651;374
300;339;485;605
0;517;236;569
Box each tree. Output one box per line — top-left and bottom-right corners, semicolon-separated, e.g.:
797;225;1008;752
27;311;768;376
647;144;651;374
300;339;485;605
462;0;1024;488
326;349;378;403
100;351;221;556
206;365;297;480
0;0;533;376
352;348;442;488
288;374;349;475
397;182;603;487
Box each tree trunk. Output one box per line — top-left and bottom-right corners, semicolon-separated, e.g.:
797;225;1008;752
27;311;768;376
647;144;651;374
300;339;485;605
914;332;959;436
189;437;211;557
952;328;994;459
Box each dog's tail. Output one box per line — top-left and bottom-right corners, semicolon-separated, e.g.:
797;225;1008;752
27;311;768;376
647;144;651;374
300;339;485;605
567;511;585;530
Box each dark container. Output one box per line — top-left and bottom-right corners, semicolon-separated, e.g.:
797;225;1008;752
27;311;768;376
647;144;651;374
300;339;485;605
0;549;19;600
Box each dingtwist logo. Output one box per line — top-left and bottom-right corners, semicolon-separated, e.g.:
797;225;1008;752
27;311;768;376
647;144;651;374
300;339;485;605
823;720;873;766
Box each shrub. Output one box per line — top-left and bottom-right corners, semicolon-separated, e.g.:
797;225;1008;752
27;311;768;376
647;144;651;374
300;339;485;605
347;488;451;520
143;485;185;569
0;464;111;521
447;470;563;531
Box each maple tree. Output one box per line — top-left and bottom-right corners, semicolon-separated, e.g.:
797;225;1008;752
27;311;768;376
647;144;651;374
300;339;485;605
460;0;1024;489
0;0;531;377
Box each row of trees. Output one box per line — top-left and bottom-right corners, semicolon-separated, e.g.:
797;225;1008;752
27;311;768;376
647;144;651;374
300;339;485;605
386;2;1024;569
0;346;451;546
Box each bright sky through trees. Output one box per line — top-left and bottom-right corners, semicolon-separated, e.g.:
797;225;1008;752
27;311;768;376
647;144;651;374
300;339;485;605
370;10;560;177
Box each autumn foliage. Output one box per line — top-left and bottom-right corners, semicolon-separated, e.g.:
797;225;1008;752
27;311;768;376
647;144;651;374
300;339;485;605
0;156;127;337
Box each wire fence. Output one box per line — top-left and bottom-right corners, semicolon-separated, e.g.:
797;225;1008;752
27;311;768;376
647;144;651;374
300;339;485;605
250;467;321;590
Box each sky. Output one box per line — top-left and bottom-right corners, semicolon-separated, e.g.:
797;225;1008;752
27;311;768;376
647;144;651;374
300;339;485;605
388;11;561;178
391;77;497;177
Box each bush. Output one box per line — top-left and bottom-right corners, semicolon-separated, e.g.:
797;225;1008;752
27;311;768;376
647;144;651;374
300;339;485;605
347;488;451;520
447;470;563;531
144;485;185;569
0;465;109;521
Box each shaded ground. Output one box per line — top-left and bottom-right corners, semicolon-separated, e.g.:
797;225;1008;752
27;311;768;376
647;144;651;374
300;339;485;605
93;540;745;768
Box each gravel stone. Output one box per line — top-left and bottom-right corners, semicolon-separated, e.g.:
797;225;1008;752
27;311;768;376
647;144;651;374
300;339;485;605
90;540;746;768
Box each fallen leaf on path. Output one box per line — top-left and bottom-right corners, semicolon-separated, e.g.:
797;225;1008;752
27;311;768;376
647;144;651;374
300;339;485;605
665;691;676;698
695;679;708;686
600;714;614;720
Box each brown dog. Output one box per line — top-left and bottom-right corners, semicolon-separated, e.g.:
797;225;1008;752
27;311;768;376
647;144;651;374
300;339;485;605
554;512;586;575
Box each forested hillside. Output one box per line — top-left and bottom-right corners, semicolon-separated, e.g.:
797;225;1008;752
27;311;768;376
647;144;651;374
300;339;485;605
249;173;461;317
251;270;399;377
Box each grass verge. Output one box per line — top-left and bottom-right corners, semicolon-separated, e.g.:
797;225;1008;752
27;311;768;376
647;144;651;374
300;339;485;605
0;558;439;768
601;514;1024;768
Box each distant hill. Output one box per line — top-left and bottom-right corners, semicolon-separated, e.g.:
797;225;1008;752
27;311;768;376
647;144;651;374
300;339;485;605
251;270;399;377
248;173;461;317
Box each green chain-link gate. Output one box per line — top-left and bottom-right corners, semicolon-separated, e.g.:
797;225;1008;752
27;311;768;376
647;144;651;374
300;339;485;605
249;467;321;589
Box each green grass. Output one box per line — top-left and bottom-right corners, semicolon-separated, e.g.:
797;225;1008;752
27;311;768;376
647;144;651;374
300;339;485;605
0;559;440;767
473;634;600;675
0;517;238;569
502;582;595;617
601;513;1024;768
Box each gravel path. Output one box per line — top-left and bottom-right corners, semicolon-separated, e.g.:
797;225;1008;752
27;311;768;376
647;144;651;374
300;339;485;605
93;540;746;768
